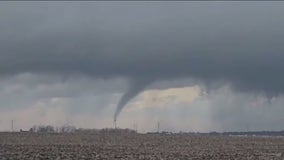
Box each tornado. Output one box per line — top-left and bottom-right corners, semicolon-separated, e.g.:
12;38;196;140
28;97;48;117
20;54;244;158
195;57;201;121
114;78;153;122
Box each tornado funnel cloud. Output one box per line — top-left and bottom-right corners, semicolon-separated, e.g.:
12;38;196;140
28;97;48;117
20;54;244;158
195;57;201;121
114;78;153;122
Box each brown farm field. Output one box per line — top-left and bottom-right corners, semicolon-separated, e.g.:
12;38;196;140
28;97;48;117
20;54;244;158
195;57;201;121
0;132;284;160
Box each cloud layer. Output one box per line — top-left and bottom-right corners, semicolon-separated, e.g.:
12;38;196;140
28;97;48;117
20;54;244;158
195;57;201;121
1;2;284;92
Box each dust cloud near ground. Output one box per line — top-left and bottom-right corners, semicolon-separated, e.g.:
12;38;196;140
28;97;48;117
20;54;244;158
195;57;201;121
1;131;284;160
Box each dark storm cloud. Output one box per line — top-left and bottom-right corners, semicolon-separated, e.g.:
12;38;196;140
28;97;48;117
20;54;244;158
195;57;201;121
1;2;284;119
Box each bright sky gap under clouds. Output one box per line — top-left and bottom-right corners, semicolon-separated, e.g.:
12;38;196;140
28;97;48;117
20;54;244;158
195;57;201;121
1;2;284;132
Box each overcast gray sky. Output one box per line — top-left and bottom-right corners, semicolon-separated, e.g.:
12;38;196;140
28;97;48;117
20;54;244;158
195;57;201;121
1;2;284;132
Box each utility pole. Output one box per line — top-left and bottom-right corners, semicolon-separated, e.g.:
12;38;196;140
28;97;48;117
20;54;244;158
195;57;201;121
133;123;138;133
136;124;138;133
157;122;160;133
11;120;14;132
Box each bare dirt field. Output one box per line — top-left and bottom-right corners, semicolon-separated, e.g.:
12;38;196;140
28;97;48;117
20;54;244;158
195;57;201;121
1;132;284;160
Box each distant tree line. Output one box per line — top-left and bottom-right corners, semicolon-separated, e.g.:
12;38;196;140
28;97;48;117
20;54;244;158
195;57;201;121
171;131;284;136
26;125;137;134
100;128;137;134
29;125;76;133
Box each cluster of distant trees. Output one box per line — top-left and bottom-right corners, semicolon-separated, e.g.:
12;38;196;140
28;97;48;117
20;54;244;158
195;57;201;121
28;125;76;133
24;125;137;134
100;128;137;134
